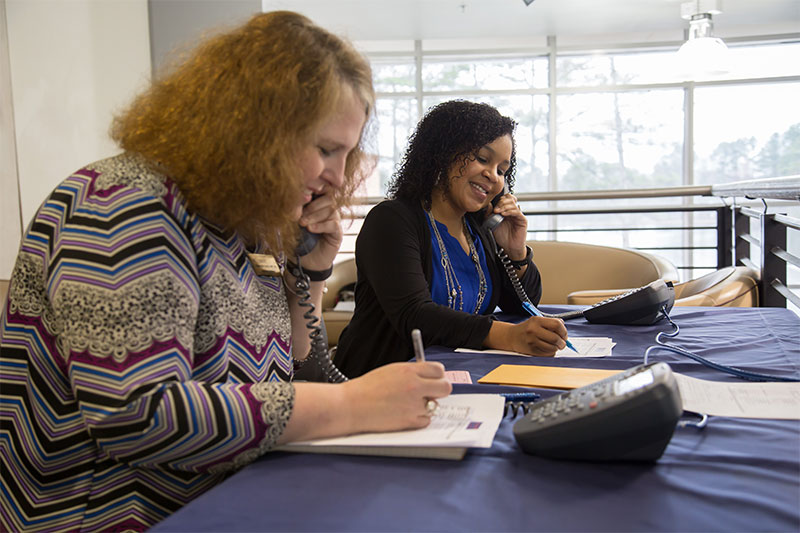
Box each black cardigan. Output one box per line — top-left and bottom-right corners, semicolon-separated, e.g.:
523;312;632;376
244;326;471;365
335;199;542;378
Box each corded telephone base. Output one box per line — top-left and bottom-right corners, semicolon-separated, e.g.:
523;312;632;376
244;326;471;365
546;279;675;325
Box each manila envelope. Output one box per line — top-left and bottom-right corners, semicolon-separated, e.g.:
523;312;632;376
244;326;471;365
478;364;622;390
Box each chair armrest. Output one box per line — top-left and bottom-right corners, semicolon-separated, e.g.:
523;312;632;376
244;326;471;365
567;288;629;306
321;310;354;346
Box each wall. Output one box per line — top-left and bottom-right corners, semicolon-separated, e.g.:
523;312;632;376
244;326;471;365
1;0;151;280
0;1;21;280
148;0;258;73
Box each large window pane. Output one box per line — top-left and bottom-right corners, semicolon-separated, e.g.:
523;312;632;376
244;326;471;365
372;57;416;93
556;89;685;190
557;50;684;86
694;82;800;185
367;97;419;197
725;42;800;79
422;55;547;91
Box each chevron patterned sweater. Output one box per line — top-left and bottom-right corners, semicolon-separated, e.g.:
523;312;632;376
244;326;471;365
0;153;296;532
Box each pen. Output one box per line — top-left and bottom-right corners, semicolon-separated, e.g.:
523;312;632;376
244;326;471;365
521;301;578;353
411;328;426;362
500;392;541;402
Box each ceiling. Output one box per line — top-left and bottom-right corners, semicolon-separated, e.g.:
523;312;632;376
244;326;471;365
260;0;800;43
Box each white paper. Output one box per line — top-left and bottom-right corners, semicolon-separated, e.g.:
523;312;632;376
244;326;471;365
331;300;355;312
287;394;505;448
674;373;800;420
455;337;614;358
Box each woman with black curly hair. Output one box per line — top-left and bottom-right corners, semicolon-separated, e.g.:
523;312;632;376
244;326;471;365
336;100;569;378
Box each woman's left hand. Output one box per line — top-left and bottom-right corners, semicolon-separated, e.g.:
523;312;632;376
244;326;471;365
488;193;528;260
297;193;343;271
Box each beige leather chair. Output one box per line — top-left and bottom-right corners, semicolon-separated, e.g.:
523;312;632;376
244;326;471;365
0;280;8;314
321;258;357;346
568;266;760;308
672;266;759;307
531;241;679;305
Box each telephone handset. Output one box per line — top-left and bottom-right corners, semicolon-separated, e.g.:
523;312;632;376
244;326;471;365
296;227;320;257
482;182;508;233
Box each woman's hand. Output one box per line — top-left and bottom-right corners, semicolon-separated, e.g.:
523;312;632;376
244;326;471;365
297;193;343;271
488;193;528;261
280;362;452;444
342;362;453;433
484;317;568;356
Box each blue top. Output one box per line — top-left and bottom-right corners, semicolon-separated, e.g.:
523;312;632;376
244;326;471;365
426;216;493;314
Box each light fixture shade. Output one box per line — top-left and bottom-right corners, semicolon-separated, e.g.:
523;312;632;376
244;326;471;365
676;35;731;78
675;10;731;80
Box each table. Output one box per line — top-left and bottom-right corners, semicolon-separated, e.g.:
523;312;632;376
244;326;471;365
152;306;800;532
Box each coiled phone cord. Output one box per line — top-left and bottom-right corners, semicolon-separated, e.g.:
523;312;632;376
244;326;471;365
644;307;798;383
496;244;571;320
496;246;536;306
289;257;348;383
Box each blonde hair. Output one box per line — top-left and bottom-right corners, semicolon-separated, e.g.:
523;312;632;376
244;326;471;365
111;11;375;252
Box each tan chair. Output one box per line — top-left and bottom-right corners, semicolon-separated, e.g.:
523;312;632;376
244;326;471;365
531;241;679;305
1;280;8;314
321;258;357;346
568;266;760;308
672;266;759;307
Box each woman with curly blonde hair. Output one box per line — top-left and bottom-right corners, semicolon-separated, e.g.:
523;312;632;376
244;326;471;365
0;11;449;532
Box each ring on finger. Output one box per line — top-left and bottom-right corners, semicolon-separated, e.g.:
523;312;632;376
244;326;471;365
425;399;439;416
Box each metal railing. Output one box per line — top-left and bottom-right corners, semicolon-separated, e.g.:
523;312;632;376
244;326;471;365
342;175;800;309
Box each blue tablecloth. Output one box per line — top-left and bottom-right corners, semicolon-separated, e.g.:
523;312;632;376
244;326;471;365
153;306;800;532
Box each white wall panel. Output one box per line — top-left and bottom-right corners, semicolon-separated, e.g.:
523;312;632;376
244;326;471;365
3;0;150;278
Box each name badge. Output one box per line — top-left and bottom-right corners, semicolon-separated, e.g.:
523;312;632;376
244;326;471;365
247;253;281;276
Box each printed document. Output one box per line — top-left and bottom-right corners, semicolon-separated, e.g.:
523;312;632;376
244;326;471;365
674;373;800;420
456;337;615;358
281;394;505;451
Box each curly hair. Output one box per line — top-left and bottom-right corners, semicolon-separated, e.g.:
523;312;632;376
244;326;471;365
387;100;517;210
111;11;375;253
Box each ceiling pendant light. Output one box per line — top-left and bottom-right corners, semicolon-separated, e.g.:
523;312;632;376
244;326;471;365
676;0;731;79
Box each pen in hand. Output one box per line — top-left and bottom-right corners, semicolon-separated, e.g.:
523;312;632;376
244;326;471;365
521;301;578;353
411;329;440;417
411;328;426;362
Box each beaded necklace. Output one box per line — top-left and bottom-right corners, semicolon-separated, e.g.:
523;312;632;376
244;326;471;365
426;211;488;313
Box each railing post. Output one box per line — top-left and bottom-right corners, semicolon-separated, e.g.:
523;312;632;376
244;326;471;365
717;206;732;268
734;205;750;267
760;212;787;308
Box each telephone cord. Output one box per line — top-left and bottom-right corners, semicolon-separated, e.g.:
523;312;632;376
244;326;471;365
644;307;798;383
496;246;535;306
290;257;349;383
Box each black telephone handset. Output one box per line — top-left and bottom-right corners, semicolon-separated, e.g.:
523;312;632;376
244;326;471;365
296;227;320;257
482;182;508;233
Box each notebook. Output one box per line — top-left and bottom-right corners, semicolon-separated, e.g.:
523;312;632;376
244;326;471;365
278;394;504;460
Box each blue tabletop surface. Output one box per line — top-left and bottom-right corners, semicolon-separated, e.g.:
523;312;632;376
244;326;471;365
152;306;800;532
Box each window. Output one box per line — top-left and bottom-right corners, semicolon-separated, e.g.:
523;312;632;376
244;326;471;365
363;38;800;196
356;36;800;282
